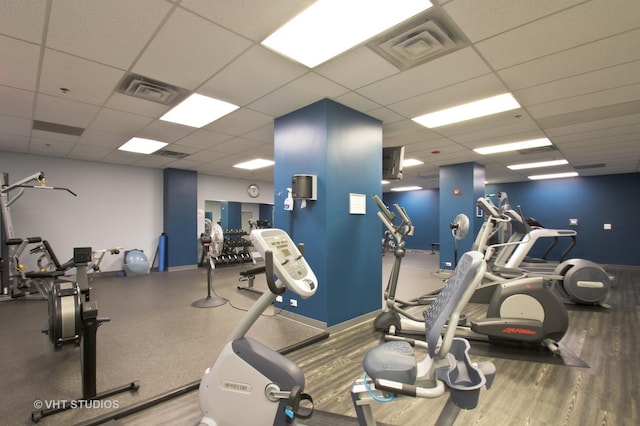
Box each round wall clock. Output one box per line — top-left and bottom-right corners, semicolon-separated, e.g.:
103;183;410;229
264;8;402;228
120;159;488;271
247;184;260;198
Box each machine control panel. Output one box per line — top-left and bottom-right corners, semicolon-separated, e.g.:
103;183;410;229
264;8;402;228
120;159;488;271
250;229;318;299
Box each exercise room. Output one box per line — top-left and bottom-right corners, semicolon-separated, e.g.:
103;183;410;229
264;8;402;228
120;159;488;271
1;1;639;425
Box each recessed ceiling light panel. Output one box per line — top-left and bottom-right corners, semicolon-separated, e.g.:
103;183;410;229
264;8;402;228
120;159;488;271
474;138;552;155
528;172;579;181
390;186;423;192
262;0;433;68
412;93;520;128
508;159;568;170
160;93;239;128
233;159;275;170
118;137;168;154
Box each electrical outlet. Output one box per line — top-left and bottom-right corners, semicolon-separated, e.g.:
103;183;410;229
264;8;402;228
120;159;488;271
289;299;298;307
275;295;283;303
445;261;452;267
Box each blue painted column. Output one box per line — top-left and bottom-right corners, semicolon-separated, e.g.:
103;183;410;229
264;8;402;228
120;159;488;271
163;168;198;270
220;201;241;230
273;99;382;328
439;163;484;269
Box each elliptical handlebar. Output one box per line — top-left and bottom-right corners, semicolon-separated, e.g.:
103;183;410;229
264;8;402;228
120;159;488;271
372;195;414;244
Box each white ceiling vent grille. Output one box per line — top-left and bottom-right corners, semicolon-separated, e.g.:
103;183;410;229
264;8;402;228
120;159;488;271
518;145;558;155
116;74;189;106
153;149;190;159
368;14;466;70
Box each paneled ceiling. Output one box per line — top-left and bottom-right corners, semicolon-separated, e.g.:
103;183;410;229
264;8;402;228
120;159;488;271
1;0;639;190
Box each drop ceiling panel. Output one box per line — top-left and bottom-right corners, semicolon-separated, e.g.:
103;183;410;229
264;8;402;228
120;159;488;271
357;47;491;105
515;60;640;107
243;124;275;144
68;144;113;161
88;108;154;136
315;46;400;89
78;129;128;149
137;120;195;143
199;45;307;106
35;94;100;128
39;50;125;105
104;93;172;118
175;130;233;150
0;135;29;153
548;120;640;141
46;0;173;69
0;115;32;136
0;36;40;91
0;86;34;118
210;137;264;155
499;29;640;91
527;83;640;119
443;0;584;42
29;138;75;156
204;108;273;136
132;8;252;90
387;73;508;118
475;0;640;70
180;0;315;42
247;73;349;117
0;0;46;43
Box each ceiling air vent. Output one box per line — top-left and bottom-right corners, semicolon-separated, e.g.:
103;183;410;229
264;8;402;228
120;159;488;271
32;120;84;136
368;11;467;70
116;73;189;106
518;145;558;155
153;149;190;159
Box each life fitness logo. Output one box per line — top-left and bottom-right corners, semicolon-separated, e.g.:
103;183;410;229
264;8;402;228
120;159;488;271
502;327;537;336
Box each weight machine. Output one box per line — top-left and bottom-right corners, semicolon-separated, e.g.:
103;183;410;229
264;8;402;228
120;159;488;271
1;171;76;300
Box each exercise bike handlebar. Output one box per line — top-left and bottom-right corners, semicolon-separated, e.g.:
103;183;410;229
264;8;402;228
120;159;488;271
372;194;395;222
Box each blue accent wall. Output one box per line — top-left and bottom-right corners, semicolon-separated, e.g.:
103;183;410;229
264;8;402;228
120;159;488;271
438;163;484;269
163;168;197;268
486;173;640;266
259;203;273;225
274;99;382;327
221;201;241;230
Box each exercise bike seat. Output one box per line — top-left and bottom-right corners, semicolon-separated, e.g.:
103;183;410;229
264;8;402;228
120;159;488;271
363;340;416;384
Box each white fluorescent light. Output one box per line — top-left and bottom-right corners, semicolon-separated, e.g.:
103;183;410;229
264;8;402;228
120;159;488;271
262;0;432;68
402;158;424;167
474;138;552;155
390;186;423;192
118;137;168;154
412;93;521;128
160;93;239;128
233;159;275;170
508;159;568;170
382;180;390;185
528;172;579;181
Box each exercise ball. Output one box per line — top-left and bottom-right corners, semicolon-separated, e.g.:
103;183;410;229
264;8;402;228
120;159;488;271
123;249;150;275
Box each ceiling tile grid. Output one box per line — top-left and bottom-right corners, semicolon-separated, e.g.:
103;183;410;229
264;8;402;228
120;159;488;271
0;0;638;189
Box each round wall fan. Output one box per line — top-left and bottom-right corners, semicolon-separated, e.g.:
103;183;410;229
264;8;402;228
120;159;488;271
450;213;470;266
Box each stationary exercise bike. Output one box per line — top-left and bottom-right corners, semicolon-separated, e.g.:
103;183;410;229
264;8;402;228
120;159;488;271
198;228;317;425
372;195;569;354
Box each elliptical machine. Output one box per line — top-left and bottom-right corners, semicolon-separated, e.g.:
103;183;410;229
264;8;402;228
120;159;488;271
372;195;569;355
485;199;611;306
198;228;317;425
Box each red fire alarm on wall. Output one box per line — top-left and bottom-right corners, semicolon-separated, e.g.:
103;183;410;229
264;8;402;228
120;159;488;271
453;189;462;196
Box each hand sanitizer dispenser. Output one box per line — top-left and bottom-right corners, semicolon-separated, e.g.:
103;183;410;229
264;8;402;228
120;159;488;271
284;188;294;211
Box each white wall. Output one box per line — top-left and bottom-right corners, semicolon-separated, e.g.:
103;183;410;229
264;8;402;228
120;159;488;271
1;152;274;272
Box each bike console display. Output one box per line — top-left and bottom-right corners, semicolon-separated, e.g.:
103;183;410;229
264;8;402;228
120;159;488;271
250;229;317;299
